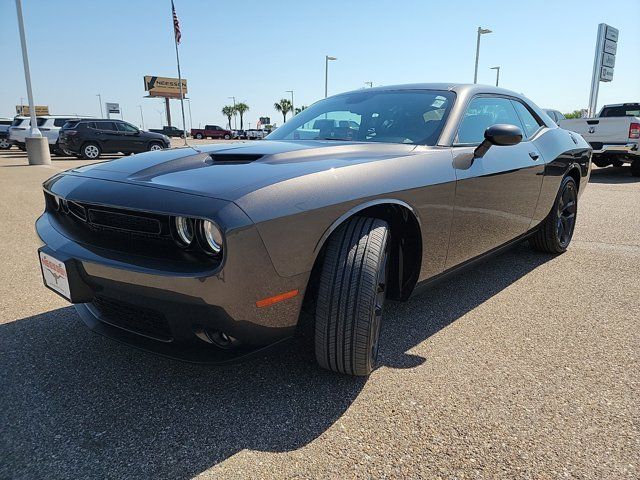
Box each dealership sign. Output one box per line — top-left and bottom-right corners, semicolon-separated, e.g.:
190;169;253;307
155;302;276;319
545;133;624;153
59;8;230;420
16;105;49;116
144;75;188;99
587;24;619;117
106;102;120;114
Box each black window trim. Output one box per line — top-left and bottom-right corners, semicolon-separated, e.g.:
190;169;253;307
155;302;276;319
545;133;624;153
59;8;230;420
452;93;546;147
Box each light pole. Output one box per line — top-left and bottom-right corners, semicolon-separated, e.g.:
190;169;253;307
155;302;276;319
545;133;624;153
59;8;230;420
138;105;145;130
325;55;337;98
15;0;51;164
155;109;164;127
228;96;237;129
286;90;294;116
473;27;492;84
96;94;103;117
490;66;500;86
186;98;193;133
364;81;373;88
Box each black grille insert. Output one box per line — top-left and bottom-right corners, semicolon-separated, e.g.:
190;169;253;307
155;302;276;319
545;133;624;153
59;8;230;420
87;209;161;234
92;295;172;342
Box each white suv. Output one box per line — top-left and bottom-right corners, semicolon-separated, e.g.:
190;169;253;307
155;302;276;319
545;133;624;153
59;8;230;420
9;115;88;155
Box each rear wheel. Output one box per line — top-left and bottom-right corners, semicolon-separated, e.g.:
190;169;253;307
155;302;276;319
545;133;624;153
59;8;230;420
223;134;231;140
195;133;203;139
631;161;640;177
530;176;577;253
314;217;389;376
80;142;101;160
0;138;10;150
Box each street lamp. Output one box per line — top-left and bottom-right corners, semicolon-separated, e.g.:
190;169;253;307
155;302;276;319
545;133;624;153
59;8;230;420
490;66;500;86
228;96;237;129
186;98;193;132
96;94;103;117
364;81;373;88
325;55;337;98
138;105;144;130
473;27;492;84
286;90;294;116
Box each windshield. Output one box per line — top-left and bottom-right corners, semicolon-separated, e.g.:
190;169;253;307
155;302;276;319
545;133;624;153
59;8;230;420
267;90;455;146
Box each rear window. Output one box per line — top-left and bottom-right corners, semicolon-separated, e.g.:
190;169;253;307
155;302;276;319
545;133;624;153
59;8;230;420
600;105;640;117
54;118;70;127
0;120;12;126
11;118;26;127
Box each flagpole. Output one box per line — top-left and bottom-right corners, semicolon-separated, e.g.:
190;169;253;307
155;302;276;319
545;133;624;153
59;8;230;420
172;1;188;146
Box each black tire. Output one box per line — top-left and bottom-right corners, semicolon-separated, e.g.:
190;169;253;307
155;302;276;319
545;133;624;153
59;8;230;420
631;161;640;177
0;138;11;150
147;142;164;152
314;217;389;376
18;144;26;151
80;142;101;160
224;134;231;140
530;176;577;254
195;133;203;139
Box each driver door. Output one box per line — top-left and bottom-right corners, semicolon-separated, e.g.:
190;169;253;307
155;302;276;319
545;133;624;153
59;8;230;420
445;96;544;268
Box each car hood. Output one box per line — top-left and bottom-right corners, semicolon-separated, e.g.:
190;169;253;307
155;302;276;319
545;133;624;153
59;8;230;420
65;140;422;201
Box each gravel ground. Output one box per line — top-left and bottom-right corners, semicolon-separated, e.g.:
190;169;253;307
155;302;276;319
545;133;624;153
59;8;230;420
0;148;638;479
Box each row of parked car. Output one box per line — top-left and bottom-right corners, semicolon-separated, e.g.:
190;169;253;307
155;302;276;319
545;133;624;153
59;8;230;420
0;115;171;159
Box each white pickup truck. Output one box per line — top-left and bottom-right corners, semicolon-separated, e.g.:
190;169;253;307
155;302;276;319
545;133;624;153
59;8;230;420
559;103;640;176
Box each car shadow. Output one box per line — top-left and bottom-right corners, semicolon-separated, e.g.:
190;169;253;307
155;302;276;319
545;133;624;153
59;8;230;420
589;165;640;184
1;244;553;479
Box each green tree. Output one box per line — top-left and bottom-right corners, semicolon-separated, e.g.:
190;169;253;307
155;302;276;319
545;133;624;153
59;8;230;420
294;105;307;115
274;99;293;122
235;102;249;130
222;105;235;129
564;110;583;119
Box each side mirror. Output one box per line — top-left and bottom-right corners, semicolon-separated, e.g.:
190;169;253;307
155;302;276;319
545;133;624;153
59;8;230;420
473;124;523;158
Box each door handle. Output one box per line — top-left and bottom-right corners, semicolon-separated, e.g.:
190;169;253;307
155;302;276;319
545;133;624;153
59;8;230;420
529;151;540;160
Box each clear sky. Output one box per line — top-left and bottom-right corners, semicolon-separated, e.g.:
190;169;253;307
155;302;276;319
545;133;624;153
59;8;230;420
1;0;639;130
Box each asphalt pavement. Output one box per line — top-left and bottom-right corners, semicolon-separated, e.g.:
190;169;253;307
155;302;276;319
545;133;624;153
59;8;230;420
0;146;638;479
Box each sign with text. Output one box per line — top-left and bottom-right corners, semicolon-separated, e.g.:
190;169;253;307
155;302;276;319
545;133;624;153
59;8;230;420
144;75;188;99
599;24;618;82
16;105;49;116
106;102;120;114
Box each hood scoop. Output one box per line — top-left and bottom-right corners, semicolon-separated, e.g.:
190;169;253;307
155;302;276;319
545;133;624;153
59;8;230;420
209;153;264;164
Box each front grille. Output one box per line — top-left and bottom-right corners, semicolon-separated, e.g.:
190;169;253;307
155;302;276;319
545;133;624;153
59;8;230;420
87;208;161;234
92;295;172;342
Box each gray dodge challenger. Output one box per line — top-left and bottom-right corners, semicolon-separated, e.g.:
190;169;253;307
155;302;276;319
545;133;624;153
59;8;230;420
37;84;591;376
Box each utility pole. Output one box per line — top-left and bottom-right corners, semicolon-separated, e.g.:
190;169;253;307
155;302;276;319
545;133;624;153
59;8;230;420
138;105;145;130
286;90;294;116
490;66;500;86
325;55;337;98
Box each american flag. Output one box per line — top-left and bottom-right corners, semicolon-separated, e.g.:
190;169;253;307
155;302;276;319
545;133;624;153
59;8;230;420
172;0;181;44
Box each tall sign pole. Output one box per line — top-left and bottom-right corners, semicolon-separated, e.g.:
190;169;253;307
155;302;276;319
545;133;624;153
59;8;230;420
15;0;50;165
588;23;618;117
171;1;188;146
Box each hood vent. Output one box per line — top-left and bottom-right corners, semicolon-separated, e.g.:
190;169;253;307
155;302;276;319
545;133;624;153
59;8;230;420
209;153;263;164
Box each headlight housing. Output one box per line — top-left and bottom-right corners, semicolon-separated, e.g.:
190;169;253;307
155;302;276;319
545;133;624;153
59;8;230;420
174;216;195;245
201;220;223;254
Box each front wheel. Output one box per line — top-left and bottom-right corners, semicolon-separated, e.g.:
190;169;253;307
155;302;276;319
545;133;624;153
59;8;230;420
631;161;640;178
0;138;11;150
148;142;164;152
314;217;389;376
530;176;577;253
195;133;203;139
223;134;231;140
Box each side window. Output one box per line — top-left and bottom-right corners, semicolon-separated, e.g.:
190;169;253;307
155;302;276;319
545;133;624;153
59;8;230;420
95;121;117;131
555;111;566;121
511;100;543;138
456;97;524;145
116;122;138;133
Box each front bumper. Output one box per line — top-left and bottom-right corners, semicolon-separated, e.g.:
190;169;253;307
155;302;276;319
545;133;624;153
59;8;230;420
36;176;308;363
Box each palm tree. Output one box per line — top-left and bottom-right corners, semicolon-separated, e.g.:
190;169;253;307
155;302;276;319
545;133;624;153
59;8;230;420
274;99;293;123
222;105;235;130
294;105;307;115
235;102;249;130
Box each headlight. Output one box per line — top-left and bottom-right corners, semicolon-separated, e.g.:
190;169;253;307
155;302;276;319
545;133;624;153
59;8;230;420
174;216;194;245
201;220;223;254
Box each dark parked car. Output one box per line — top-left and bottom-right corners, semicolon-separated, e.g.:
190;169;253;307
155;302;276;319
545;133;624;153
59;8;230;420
191;125;232;139
149;126;185;138
58;119;170;159
37;84;591;376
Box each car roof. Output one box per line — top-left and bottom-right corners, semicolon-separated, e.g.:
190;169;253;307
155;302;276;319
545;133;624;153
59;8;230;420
340;83;527;98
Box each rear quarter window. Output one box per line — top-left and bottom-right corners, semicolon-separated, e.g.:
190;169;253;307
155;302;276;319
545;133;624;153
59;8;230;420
54;118;70;127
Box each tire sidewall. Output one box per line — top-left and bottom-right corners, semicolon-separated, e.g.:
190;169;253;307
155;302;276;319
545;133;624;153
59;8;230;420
82;143;101;160
553;176;578;251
